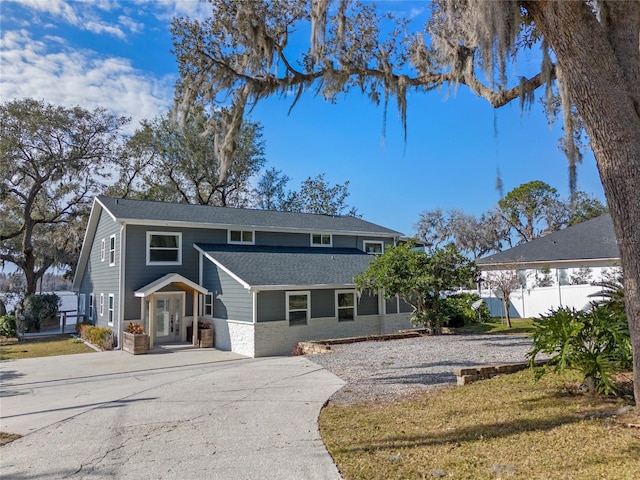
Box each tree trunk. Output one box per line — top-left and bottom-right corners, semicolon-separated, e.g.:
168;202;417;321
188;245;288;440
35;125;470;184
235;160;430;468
503;297;512;329
526;1;640;405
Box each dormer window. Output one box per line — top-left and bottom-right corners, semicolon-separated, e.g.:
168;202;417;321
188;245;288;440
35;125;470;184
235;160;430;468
228;230;254;244
311;234;332;247
363;241;384;255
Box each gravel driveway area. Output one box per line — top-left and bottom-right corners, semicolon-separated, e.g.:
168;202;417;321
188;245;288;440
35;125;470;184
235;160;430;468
307;334;535;405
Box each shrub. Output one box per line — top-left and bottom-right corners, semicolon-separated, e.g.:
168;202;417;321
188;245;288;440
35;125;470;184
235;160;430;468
0;314;17;338
21;294;60;332
442;293;490;327
77;323;114;350
528;306;631;395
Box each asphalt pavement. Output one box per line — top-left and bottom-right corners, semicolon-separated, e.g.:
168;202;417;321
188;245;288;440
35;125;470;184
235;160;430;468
0;347;345;479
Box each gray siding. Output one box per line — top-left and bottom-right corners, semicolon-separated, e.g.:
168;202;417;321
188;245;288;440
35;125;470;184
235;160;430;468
255;231;309;247
357;291;378;316
203;259;252;322
123;225;226;320
311;289;334;318
385;297;398;314
78;210;121;329
256;291;285;322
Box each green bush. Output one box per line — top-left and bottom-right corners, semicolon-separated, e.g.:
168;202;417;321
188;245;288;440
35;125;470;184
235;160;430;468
442;293;490;327
77;323;114;350
0;314;17;337
21;294;60;332
528;306;631;395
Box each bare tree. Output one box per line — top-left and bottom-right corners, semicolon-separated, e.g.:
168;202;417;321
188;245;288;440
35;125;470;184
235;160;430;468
483;266;527;328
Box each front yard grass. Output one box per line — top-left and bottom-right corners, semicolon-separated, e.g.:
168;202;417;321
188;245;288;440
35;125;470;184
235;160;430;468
0;335;96;360
459;317;536;335
319;369;639;480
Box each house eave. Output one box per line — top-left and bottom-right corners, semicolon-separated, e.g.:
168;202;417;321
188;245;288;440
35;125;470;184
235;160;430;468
108;217;400;238
478;257;621;270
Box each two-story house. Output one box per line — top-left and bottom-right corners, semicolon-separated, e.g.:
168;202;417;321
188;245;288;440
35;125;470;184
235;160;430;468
72;196;413;356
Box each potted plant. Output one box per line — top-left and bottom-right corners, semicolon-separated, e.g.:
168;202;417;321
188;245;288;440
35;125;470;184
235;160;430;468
198;321;214;348
122;322;149;355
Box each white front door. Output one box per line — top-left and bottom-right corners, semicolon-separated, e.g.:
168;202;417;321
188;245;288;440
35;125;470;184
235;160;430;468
154;293;183;343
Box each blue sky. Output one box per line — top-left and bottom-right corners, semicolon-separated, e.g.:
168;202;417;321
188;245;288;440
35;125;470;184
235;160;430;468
0;0;606;236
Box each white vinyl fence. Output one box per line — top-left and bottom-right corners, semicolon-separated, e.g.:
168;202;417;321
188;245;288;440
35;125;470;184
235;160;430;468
477;284;606;319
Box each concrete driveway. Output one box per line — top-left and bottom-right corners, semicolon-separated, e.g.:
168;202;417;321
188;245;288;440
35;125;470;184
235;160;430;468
0;348;345;479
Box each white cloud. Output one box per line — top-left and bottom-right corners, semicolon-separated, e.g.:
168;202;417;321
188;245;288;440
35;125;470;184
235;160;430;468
0;29;174;134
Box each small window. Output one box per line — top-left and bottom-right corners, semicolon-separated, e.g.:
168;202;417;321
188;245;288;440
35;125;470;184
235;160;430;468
202;293;213;317
363;241;384;255
109;234;116;266
88;294;94;321
100;239;106;262
146;232;182;265
287;291;310;326
311;234;332;247
99;293;104;317
108;294;114;326
228;230;254;244
336;290;355;322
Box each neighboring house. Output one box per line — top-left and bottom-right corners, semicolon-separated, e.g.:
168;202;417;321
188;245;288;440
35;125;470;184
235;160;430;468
72;196;413;356
476;214;620;318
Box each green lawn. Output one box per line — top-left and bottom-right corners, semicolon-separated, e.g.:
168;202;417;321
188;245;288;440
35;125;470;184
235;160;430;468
319;369;639;480
0;335;96;360
459;317;536;335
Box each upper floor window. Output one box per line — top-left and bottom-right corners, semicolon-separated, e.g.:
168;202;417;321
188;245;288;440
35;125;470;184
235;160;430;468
109;234;116;266
287;291;310;326
146;232;182;265
100;239;106;262
228;230;254;244
311;234;332;247
363;241;384;255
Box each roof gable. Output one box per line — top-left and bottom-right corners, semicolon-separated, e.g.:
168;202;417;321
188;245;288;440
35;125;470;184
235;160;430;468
96;196;401;236
195;244;374;290
477;214;619;266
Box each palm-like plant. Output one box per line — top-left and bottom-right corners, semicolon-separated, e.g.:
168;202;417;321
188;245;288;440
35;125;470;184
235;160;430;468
589;273;625;315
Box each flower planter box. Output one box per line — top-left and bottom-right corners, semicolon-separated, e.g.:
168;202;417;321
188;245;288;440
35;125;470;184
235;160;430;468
198;328;214;348
122;331;149;355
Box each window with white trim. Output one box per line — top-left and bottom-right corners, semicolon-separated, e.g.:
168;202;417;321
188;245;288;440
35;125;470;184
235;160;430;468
109;234;116;266
363;241;384;255
311;234;332;247
88;294;94;321
146;232;182;265
336;290;355;322
108;294;114;326
202;293;213;317
100;239;106;262
228;230;254;244
286;291;310;326
99;293;104;317
78;294;86;316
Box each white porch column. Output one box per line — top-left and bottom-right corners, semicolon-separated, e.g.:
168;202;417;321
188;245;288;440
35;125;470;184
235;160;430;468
149;293;155;349
192;292;199;347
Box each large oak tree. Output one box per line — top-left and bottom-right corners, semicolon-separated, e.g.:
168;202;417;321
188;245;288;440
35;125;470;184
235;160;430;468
0;99;128;295
171;1;640;403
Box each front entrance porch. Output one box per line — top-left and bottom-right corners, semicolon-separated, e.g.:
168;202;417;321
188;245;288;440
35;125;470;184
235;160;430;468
134;273;208;349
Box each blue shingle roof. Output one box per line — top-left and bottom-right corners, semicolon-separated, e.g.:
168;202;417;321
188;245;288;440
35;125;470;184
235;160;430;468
195;244;374;288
